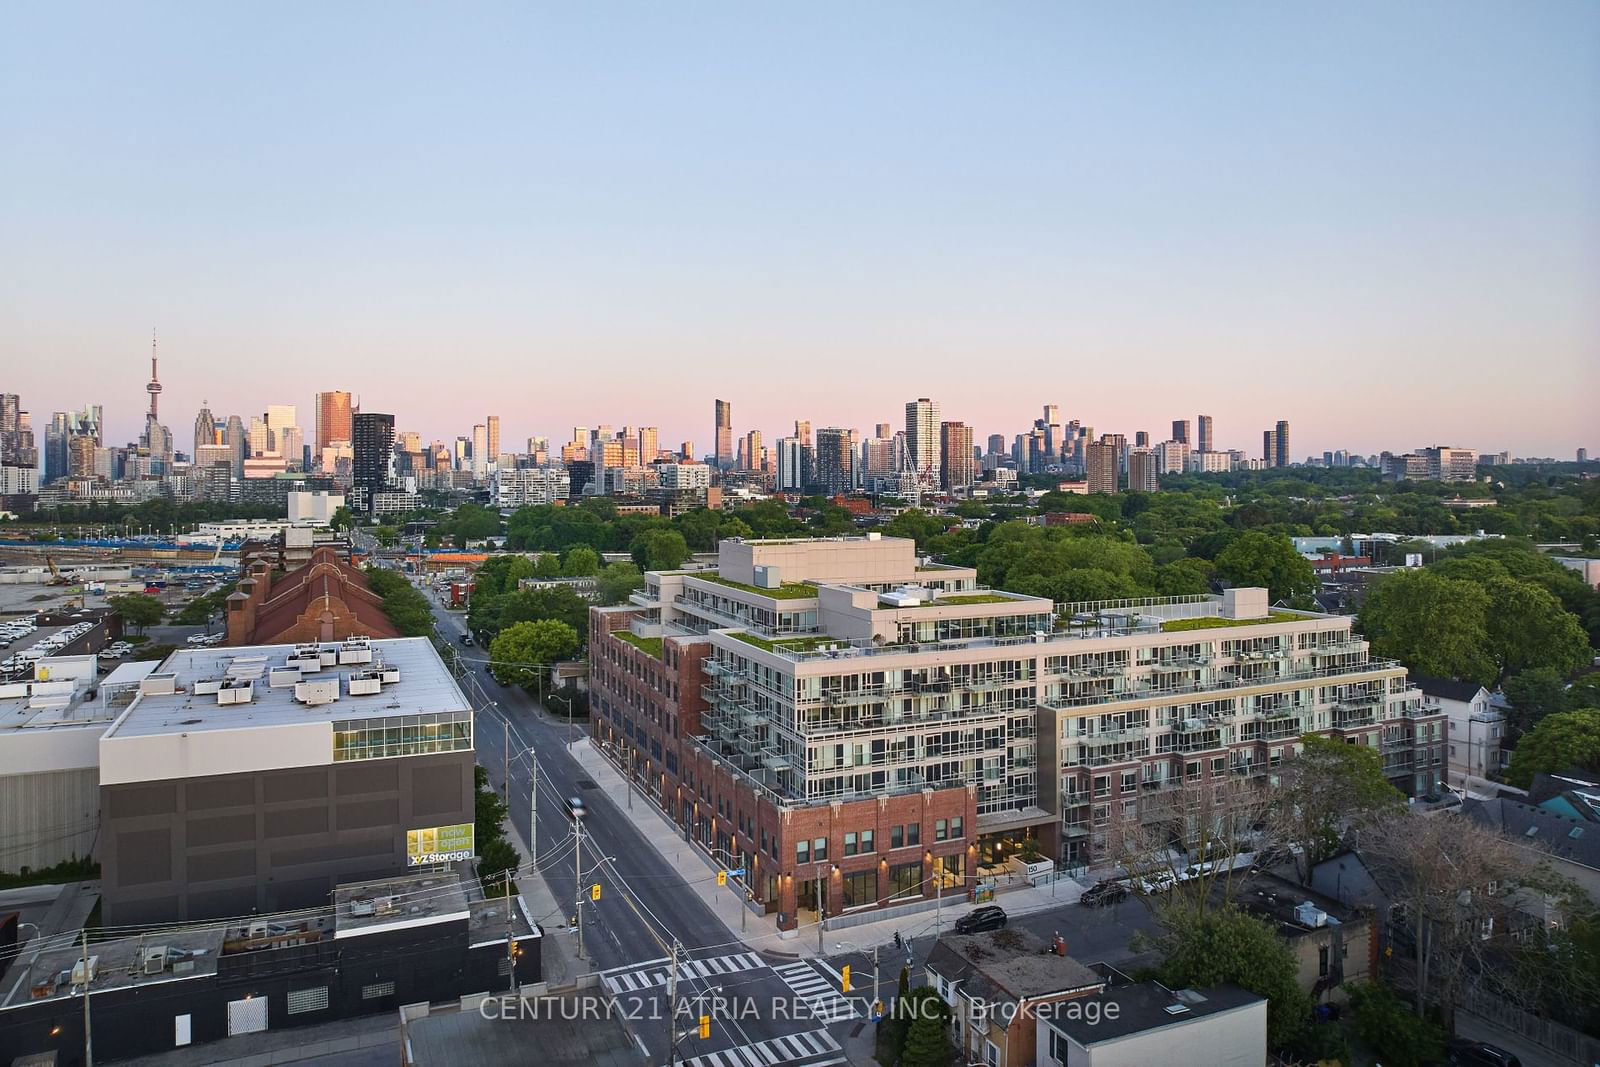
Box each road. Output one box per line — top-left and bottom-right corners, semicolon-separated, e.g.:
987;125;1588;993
422;584;855;1066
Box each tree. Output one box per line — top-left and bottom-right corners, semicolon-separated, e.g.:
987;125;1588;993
1155;557;1214;596
329;506;354;532
1212;532;1316;603
473;765;518;890
562;545;601;577
1506;708;1600;788
895;988;952;1067
1358;570;1495;685
1271;734;1403;884
880;509;955;553
1345;981;1445;1067
504;556;537;585
488;620;579;687
497;586;590;645
108;592;164;635
531;553;560;578
372;524;398;548
631;528;690;570
363;566;434;636
1501;666;1571;738
1481;576;1591;681
1148;902;1310;1048
596;562;645;606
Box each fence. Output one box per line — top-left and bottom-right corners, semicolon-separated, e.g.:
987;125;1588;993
1460;988;1600;1067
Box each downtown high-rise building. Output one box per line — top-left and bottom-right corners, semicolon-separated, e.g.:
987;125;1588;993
940;421;975;490
639;426;659;462
905;397;940;485
471;424;488;478
714;399;733;468
1171;419;1190;446
775;437;803;490
486;415;500;466
353;412;395;503
1263;428;1278;466
794;420;812;449
193;404;217;458
224;415;246;476
1128;448;1160;492
813;427;854;495
1196;414;1214;454
1275;420;1290;468
315;391;353;451
1086;435;1119;493
1134;431;1150;449
741;429;763;472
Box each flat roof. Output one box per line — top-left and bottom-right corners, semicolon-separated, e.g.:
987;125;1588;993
0;659;117;735
102;636;470;740
1046;980;1263;1045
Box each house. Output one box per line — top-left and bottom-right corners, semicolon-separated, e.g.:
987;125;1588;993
1527;771;1600;824
1223;871;1374;1002
926;931;1105;1067
1414;675;1507;788
1038;973;1267;1067
1461;796;1600;909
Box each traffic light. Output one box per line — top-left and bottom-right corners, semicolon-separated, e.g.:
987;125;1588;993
698;1015;711;1039
841;964;851;993
590;883;602;901
716;870;727;887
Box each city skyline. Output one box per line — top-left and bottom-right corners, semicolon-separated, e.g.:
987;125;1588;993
3;4;1596;455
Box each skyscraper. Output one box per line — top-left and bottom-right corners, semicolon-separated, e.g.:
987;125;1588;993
714;399;733;468
794;420;812;449
353;412;395;504
639;426;658;462
905;397;940;485
224;415;246;476
741;429;763;472
315;391;353;451
1086;436;1119;494
471;424;488;478
1171;419;1190;445
940;421;975;490
813;428;854;495
140;334;173;472
1263;428;1279;466
1134;431;1150;448
193;404;217;458
986;433;1006;457
776;437;803;490
1196;414;1214;454
1275;420;1290;468
1128;448;1159;492
486;415;500;466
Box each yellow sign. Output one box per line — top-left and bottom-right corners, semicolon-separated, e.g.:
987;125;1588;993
717;871;727;887
406;823;475;867
698;1015;710;1039
590;883;602;901
841;965;851;993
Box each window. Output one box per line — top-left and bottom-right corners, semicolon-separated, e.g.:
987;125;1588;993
287;986;329;1014
950;817;963;839
844;832;858;857
840;868;877;909
889;861;923;898
796;839;810;864
891;825;904;849
361;981;396;1000
860;829;875;853
1121;771;1138;793
1318;945;1329;978
814;837;828;862
907;822;920;847
935;819;948;842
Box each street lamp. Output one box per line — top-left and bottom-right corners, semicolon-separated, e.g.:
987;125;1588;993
832;939;881;1017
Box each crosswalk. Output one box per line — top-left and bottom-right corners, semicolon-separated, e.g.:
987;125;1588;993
773;961;862;1023
600;951;765;996
677;1027;845;1067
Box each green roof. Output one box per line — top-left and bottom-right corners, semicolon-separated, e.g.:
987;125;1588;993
1160;612;1301;633
901;593;1017;607
729;632;839;653
693;573;818;600
612;630;664;658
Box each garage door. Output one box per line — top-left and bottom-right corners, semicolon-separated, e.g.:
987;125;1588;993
227;996;268;1036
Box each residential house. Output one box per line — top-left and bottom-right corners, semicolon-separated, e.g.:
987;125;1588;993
1223;871;1374;1003
1415;676;1506;788
1038;974;1266;1067
1461;796;1600;911
926;931;1105;1067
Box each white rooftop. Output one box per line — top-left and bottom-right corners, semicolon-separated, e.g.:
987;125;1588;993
103;637;470;740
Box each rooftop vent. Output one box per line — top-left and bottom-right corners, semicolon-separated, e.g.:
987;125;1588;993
139;673;177;696
294;679;339;707
269;667;302;688
217;681;253;705
1294;901;1329;928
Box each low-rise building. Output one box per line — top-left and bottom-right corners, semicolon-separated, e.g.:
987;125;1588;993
1415;676;1507;788
96;635;475;924
1225;870;1373;1003
1038;976;1267;1067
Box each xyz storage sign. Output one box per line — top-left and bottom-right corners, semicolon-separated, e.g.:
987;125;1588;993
407;822;475;866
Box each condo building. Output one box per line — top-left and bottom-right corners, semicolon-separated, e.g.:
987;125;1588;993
588;536;1444;929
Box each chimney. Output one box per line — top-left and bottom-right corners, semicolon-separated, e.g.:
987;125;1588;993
226;589;255;645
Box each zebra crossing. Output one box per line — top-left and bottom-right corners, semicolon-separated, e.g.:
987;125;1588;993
677;1027;845;1067
773;961;862;1023
600;951;765;996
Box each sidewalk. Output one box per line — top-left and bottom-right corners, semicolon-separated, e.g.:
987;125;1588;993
485;757;578;992
569;737;1085;960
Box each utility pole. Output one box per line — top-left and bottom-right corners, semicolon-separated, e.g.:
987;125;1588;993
666;940;680;1067
81;927;92;1067
504;874;515;993
502;717;510;806
575;812;585;960
816;873;824;953
528;748;537;866
872;943;880;1012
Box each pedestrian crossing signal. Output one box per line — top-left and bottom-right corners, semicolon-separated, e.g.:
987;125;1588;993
841;964;851;993
698;1015;711;1039
590;884;602;901
717;870;727;887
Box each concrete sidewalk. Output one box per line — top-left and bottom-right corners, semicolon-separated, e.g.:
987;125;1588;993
568;737;1085;960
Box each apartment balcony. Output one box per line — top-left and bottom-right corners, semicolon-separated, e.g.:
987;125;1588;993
1170;734;1226;754
1062;821;1091;838
1397;700;1445;719
1041;658;1402;711
628;590;660;608
1332;703;1381;729
1311;639;1366;655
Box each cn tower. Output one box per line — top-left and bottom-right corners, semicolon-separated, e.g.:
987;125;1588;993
147;329;162;419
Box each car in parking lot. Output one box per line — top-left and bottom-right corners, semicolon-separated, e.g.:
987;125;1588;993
953;905;1008;934
1079;880;1130;907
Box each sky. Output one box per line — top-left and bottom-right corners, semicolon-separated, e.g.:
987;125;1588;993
2;2;1597;460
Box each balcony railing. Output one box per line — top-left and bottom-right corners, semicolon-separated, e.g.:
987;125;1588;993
1040;658;1404;710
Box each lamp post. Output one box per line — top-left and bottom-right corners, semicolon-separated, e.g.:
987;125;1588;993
833;939;880;1015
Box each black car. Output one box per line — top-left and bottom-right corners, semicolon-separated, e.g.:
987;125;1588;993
953;905;1007;934
1446;1040;1520;1067
1079;881;1130;907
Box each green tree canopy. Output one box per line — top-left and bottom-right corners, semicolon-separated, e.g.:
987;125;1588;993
631;528;690;570
1272;734;1404;883
363;566;434;636
504;556;537;585
1359;570;1496;684
488;619;580;687
1151;903;1310;1049
561;545;601;577
880;509;957;553
1212;532;1316;603
497;586;590;645
596;562;645;606
1507;708;1600;788
108;592;164;635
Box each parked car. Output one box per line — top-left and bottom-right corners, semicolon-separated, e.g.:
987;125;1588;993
459;634;474;647
954;905;1007;934
1079;881;1130;907
1446;1040;1521;1067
